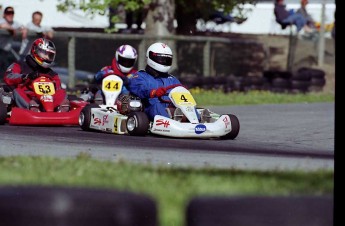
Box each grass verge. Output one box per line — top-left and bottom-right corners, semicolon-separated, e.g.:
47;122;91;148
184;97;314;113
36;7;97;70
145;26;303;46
191;89;334;106
0;155;334;226
0;90;334;226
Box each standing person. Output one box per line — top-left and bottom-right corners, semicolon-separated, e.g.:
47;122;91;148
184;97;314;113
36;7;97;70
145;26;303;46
26;11;54;40
274;0;307;32
296;0;319;41
296;0;316;31
90;44;138;104
0;6;28;80
125;9;144;33
126;42;183;121
3;38;69;112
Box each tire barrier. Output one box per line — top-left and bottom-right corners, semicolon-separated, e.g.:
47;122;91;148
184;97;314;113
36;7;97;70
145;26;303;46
177;67;326;94
0;185;157;226
65;68;326;94
186;195;333;226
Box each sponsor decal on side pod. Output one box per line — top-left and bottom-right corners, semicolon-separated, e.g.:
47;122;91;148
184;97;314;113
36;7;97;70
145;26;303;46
195;124;206;134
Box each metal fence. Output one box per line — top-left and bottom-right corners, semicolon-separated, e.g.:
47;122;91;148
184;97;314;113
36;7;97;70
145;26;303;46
52;31;264;88
1;30;268;90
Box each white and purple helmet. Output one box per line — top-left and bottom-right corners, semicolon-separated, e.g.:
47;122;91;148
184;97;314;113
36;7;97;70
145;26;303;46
115;44;138;73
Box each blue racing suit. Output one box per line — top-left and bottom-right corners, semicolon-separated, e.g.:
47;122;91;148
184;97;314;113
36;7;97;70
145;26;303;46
127;68;182;121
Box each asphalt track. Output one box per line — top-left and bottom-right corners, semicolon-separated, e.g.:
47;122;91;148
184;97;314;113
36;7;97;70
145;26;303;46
0;102;334;172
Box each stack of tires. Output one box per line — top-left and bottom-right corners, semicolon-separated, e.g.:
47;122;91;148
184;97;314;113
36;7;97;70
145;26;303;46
186;195;333;226
292;67;326;93
0;186;157;226
178;67;326;94
263;67;326;93
263;70;292;93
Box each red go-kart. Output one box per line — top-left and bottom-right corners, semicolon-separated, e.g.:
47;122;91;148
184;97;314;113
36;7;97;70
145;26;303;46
0;75;88;126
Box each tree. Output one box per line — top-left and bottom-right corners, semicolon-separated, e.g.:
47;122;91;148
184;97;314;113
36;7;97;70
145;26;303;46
175;0;257;35
56;0;257;35
56;0;257;72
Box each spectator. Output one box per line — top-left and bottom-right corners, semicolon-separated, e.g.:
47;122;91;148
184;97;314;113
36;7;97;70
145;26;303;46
296;0;319;41
274;0;307;32
124;3;148;34
209;10;247;25
296;0;316;31
125;9;144;32
26;11;54;40
0;6;28;79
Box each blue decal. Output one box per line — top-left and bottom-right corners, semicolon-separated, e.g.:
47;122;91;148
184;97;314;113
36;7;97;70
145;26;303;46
195;124;206;134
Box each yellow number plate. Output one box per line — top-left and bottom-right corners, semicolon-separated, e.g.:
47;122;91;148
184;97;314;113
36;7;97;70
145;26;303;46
33;82;55;95
102;80;122;92
171;92;196;105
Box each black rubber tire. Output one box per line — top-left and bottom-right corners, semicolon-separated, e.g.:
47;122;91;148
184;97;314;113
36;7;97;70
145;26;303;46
245;76;264;86
292;70;311;81
126;111;149;136
310;77;326;86
0;185;157;226
201;77;214;90
271;77;290;88
79;103;100;131
0;101;7;125
220;114;240;140
186;195;333;226
290;80;311;90
263;70;292;80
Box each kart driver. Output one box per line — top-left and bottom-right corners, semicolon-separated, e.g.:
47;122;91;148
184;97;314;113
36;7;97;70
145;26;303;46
126;42;183;121
84;44;138;105
4;38;69;112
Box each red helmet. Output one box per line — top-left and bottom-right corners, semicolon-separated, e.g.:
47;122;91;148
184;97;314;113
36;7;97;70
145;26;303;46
30;38;56;68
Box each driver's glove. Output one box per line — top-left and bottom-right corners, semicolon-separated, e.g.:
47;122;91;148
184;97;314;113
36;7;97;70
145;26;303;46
22;71;38;81
150;87;167;98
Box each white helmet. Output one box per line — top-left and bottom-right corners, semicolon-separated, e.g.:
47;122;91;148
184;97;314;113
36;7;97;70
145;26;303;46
115;44;138;73
146;42;173;73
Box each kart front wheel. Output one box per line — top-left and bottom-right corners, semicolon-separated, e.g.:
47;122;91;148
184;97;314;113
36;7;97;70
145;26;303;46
79;103;100;131
126;112;149;136
220;114;240;140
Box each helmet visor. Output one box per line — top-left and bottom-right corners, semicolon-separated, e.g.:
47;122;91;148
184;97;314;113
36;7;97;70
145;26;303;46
149;51;172;66
118;55;136;68
36;47;55;63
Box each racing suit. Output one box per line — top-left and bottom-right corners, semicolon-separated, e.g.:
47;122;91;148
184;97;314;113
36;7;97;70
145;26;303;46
4;55;67;109
92;58;137;103
126;65;182;121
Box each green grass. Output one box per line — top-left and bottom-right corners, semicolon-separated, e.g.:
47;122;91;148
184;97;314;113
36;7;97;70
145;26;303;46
191;89;334;106
0;155;334;226
0;90;334;226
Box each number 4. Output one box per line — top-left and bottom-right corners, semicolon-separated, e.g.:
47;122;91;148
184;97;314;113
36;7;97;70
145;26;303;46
180;94;188;102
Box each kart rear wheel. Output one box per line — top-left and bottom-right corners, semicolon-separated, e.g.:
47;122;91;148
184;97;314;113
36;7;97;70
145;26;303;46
0;101;7;125
79;103;100;131
126;112;149;136
220;114;240;140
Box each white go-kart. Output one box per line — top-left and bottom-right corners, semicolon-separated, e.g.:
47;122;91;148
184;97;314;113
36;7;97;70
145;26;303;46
79;74;240;139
